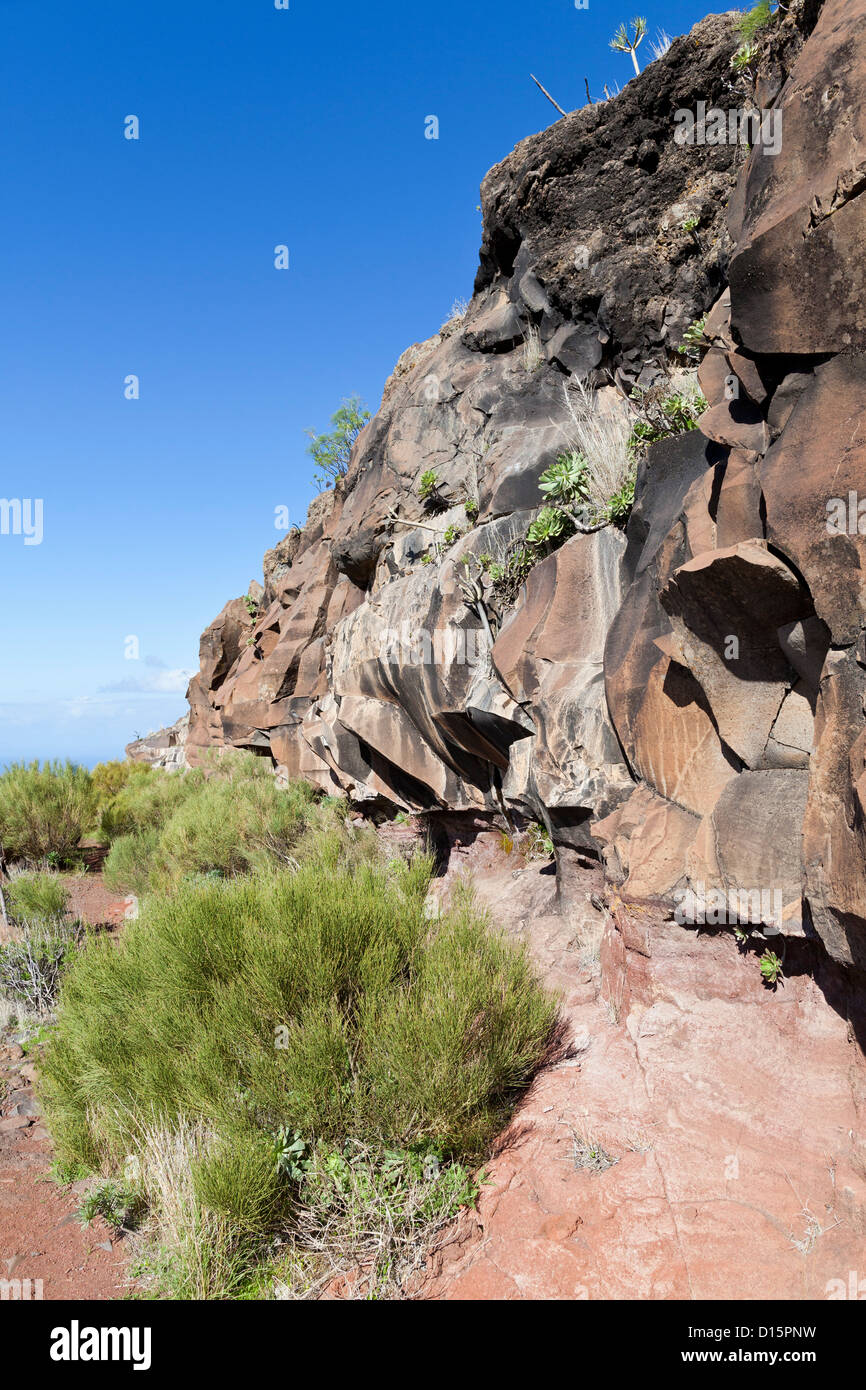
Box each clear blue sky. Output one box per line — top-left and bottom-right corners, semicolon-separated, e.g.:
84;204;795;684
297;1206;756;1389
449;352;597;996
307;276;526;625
0;0;716;766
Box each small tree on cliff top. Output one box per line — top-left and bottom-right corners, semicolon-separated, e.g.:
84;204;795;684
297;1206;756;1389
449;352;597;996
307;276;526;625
610;17;647;76
306;395;371;490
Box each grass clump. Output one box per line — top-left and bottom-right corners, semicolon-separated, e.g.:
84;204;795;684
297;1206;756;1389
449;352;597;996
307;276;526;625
0;761;96;864
41;856;556;1297
737;1;776;43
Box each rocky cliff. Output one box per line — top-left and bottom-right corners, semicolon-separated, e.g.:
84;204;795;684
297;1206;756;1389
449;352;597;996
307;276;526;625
133;0;866;980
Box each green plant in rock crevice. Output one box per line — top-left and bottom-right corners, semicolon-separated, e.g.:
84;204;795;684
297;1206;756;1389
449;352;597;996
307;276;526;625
306;396;370;491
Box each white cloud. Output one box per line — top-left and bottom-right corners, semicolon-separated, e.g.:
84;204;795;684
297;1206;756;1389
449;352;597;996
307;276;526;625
98;669;195;695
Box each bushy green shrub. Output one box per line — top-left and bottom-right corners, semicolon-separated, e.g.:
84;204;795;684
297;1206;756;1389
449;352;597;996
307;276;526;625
102;829;163;898
155;777;327;882
5;872;69;924
306;396;370;490
91;760;152;806
0;762;97;864
97;768;204;843
41;860;556;1205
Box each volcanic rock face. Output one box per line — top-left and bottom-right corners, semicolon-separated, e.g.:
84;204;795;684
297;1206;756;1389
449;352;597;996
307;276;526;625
152;2;866;979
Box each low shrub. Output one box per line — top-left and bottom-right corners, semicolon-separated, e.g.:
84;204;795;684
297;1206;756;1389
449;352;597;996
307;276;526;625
0;761;96;863
5;872;69;924
155;777;329;883
91;760;152;807
102;829;162;898
41;859;557;1295
97;768;204;843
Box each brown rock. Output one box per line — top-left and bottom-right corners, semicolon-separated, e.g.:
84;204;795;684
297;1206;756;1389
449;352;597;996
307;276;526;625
659;541;812;768
759;355;866;645
728;0;866;353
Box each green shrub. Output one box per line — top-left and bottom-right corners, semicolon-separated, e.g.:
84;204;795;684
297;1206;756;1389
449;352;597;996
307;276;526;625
526;506;568;548
103;829;162;898
98;769;203;843
91;760;152;807
41;861;555;1188
417;469;439;502
5;872;69;924
539;452;588;504
0;762;96;864
156;777;326;883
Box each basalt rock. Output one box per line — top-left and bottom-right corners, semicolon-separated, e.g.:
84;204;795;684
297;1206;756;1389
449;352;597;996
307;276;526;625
140;4;866;993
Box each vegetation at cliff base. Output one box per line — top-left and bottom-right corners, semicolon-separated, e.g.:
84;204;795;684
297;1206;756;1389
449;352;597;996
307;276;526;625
41;846;557;1297
3;757;557;1298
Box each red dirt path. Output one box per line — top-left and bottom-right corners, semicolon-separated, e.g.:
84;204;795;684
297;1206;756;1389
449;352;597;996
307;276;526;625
0;873;134;1301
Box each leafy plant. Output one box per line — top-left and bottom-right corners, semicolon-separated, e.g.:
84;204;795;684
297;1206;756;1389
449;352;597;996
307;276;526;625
464;499;479;524
760;949;783;986
605;474;636;523
78;1180;143;1233
677;315;708;360
610;17;647;75
731;41;759;71
526;506;567;548
538;452;588;504
273;1128;310;1182
524;824;554;861
306;396;370;490
417;470;440;502
486;545;535;606
441;524;462;547
627;381;707;455
243;593;259;620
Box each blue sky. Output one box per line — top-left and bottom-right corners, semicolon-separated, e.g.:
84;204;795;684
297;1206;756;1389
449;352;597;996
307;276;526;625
0;0;715;766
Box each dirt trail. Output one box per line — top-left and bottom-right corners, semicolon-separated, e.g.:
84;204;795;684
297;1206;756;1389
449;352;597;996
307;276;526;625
0;875;133;1301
